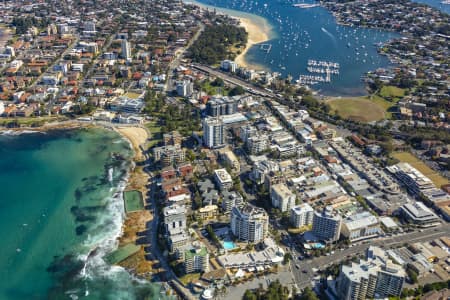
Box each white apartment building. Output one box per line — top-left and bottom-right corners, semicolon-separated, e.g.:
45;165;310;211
202;117;225;149
336;246;405;300
214;168;233;191
121;39;131;60
312;206;342;242
231;204;269;243
290;203;314;228
270;183;296;212
342;211;381;242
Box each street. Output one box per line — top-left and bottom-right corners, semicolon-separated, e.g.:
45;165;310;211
289;223;450;289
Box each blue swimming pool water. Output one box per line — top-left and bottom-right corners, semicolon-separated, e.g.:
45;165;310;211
223;241;236;250
312;243;325;249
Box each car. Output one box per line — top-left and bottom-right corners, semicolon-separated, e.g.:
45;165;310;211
302;270;308;274
298;256;304;260
295;264;300;269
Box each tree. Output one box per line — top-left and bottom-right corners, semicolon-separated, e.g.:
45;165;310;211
188;24;248;64
406;265;418;284
296;287;319;300
229;85;245;96
243;290;257;300
212;77;224;87
283;252;292;264
186;149;196;162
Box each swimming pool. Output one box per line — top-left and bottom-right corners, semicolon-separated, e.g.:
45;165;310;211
311;243;325;249
222;241;236;250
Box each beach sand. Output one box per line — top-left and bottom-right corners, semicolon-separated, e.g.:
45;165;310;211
235;17;271;68
116;126;148;161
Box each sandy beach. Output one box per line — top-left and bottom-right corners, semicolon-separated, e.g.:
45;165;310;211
235;17;271;68
115;126;148;161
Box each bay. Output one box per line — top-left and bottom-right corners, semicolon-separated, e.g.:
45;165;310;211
196;0;400;96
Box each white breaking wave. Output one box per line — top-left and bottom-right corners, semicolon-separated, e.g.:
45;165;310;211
75;160;133;294
108;167;114;184
73;158;155;298
0;129;45;136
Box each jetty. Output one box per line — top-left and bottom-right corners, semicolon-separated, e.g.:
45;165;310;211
260;43;272;53
307;59;340;68
296;74;331;85
292;3;319;8
307;66;339;74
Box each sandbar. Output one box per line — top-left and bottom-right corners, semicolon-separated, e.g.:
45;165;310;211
235;17;271;69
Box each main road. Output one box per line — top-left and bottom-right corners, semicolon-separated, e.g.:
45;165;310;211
164;22;205;92
290;223;450;289
190;63;279;99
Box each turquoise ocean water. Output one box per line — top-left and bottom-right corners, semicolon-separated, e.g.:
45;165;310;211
195;0;400;96
0;129;167;300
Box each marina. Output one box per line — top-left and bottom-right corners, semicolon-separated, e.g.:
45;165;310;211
296;74;330;85
307;59;339;68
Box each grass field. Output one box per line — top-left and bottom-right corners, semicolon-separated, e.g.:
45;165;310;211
124;190;144;212
145;121;162;147
370;95;399;119
391;152;449;188
125;92;143;99
327;96;386;122
327;94;400;122
379;85;405;99
104;243;141;264
179;273;201;285
200;81;229;96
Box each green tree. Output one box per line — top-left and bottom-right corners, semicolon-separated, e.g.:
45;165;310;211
283;252;292;264
406;266;418;284
243;290;257;300
296;287;319;300
229;86;245;96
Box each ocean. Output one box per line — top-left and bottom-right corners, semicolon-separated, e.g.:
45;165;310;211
194;0;400;96
0;129;168;300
